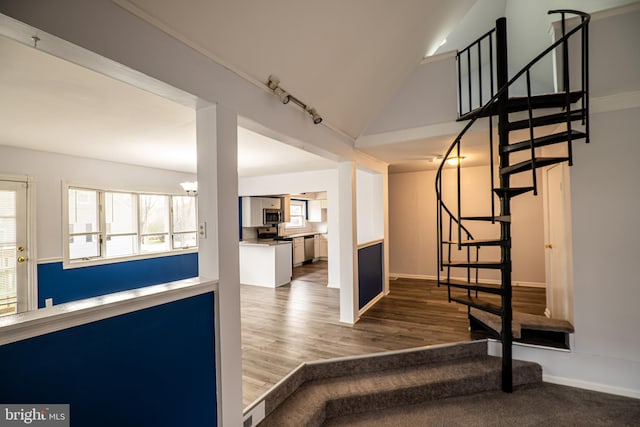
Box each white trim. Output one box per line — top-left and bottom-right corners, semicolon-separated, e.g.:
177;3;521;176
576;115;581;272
0;277;217;346
420;49;457;65
389;272;545;288
357;238;384;250
26;176;38;312
36;257;63;264
591;91;640;114
358;291;384;316
63;248;199;269
543;374;640;400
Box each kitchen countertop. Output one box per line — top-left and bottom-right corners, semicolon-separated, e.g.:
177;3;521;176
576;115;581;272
278;232;327;239
240;239;291;247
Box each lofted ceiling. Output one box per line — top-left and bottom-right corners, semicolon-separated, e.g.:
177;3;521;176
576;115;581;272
114;0;477;139
3;1;628;176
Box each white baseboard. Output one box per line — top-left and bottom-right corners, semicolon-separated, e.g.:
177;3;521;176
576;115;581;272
389;272;545;288
359;292;384;316
543;374;640;400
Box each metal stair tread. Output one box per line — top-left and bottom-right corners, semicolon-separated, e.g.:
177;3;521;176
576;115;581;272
442;260;505;269
505;109;585;131
442;238;507;247
458;91;584;121
460;215;511;223
449;295;502;316
439;279;504;295
500;157;570;176
503;130;587;154
493;187;535;198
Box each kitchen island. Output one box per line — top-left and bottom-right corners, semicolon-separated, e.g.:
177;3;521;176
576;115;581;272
239;240;292;287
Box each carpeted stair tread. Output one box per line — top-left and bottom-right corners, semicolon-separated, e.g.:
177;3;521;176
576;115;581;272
253;341;488;419
258;355;541;426
470;308;574;337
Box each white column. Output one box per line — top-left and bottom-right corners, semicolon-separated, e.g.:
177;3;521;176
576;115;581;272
196;104;242;426
337;161;358;324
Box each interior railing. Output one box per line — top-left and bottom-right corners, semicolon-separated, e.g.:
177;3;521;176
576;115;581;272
457;28;496;117
436;9;590;281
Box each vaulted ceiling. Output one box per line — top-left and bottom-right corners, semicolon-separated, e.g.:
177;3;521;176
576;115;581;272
115;0;476;139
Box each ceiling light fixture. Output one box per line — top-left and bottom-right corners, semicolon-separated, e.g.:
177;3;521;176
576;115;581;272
446;156;466;166
180;181;198;196
266;75;323;125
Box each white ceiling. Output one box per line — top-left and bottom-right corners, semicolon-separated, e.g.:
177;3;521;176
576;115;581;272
0;35;336;176
115;0;476;139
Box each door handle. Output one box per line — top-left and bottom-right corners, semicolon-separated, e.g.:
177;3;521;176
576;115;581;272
544;244;553;249
17;256;27;263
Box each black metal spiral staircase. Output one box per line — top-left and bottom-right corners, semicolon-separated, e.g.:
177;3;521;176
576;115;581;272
435;10;590;392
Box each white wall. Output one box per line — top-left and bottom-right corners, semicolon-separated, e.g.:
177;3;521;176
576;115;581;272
389;164;546;285
0;145;195;261
356;168;384;244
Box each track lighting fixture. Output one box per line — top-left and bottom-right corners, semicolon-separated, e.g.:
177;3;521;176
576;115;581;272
273;87;290;104
266;75;323;125
307;107;323;125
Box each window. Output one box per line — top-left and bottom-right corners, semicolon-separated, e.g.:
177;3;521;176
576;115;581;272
285;200;306;229
65;186;197;266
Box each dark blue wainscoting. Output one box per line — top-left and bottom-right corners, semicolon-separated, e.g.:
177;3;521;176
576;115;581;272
358;242;384;309
37;253;198;308
0;293;217;426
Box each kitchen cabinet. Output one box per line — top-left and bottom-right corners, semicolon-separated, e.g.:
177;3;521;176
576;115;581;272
308;199;326;222
239;241;292;287
292;237;305;265
318;234;328;258
242;197;281;227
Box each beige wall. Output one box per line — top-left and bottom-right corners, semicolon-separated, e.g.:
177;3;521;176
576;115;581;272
389;164;545;285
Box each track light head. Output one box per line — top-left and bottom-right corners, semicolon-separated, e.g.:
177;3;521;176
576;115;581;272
267;75;280;90
307;107;322;125
274;87;291;104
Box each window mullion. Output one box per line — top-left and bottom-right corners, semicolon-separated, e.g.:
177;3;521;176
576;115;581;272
169;196;175;251
99;191;106;258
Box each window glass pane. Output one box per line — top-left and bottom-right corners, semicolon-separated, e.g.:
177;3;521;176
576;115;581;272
106;235;137;257
106;192;136;234
141;234;169;253
173;232;197;249
69;235;99;259
140;194;169;235
69;189;98;234
285;201;305;229
172;196;197;233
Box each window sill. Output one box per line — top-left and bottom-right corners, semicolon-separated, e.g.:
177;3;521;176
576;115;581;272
62;248;198;270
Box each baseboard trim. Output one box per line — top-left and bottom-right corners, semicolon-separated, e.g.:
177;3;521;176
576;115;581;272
543;374;640;400
358;292;384;316
389;272;545;288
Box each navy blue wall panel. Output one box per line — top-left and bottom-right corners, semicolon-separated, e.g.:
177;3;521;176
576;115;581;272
358;242;384;309
37;253;198;308
0;293;217;427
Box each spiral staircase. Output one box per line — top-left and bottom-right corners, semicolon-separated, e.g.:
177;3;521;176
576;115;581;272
436;10;591;392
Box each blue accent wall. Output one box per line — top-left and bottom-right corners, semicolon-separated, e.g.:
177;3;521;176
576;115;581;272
0;293;217;426
37;253;198;308
358;242;384;309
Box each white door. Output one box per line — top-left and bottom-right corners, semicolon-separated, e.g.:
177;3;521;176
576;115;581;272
0;180;28;316
543;164;573;321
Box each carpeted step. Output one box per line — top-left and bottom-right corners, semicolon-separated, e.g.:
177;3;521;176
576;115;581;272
469;308;574;349
254;341;541;426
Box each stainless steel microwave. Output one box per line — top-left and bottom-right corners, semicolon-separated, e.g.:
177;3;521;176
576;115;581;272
263;208;282;224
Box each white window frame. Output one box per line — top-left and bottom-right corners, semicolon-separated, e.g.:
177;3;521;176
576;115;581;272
285;199;306;230
62;182;198;269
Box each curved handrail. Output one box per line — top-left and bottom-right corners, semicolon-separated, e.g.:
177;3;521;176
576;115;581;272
435;9;590;272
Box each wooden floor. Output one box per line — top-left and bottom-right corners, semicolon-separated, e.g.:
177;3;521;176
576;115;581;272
240;261;545;406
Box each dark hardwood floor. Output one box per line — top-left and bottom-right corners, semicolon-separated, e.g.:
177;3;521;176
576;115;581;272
240;261;545;406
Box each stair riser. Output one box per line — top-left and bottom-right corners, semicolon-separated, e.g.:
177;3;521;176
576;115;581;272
324;364;542;420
